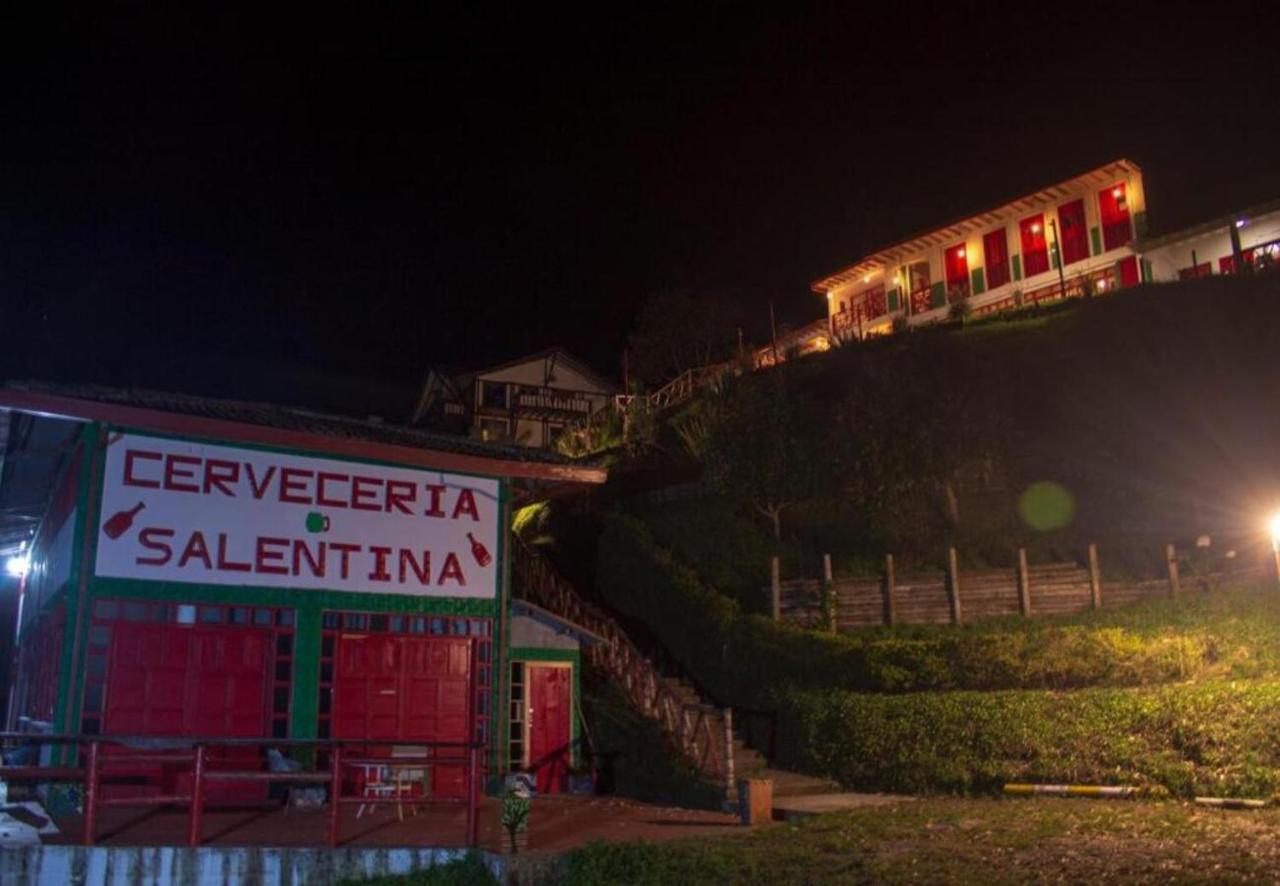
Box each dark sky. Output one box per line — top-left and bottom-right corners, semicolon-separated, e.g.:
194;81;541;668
4;5;1280;417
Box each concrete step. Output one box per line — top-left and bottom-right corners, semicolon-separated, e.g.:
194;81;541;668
751;768;842;798
771;792;912;821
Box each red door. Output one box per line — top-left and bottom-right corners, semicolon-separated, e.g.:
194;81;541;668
103;622;273;801
1099;184;1132;251
332;633;473;797
527;665;571;794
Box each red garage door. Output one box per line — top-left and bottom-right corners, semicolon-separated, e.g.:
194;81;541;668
323;613;489;799
84;600;293;802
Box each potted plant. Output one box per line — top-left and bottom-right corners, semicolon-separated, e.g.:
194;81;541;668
501;784;531;854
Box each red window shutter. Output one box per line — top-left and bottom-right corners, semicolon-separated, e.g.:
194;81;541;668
1099;184;1132;251
944;243;970;301
1057;199;1089;265
1020;214;1049;277
983;228;1010;289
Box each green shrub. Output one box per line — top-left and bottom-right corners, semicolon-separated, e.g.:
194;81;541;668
774;680;1280;799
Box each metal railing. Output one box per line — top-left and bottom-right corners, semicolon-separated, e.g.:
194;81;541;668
0;733;484;848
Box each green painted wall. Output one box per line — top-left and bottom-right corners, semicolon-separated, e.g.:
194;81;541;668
887;287;900;312
970;267;986;296
1090;226;1103;256
1012;254;1022;281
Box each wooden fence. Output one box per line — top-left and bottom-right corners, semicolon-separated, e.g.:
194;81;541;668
768;544;1268;631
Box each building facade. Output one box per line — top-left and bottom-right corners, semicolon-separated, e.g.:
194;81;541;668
1138;199;1280;282
411;348;618;450
813;159;1148;339
1;387;606;804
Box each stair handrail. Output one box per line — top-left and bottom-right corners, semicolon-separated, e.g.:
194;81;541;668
512;536;735;795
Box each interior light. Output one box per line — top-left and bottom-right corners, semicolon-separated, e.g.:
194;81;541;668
1031;223;1042;233
1236;219;1248;229
1112;186;1123;198
1097;279;1108;290
863;275;872;283
5;555;29;578
956;248;966;259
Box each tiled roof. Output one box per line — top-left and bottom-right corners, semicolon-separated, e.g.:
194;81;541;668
8;381;581;466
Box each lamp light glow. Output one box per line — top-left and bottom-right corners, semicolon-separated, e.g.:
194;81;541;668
863;275;872;283
1268;512;1280;540
1031;222;1042;233
1112;186;1123;198
956;248;965;259
5;555;29;578
1236;219;1247;229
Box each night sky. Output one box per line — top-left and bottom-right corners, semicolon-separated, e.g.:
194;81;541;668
4;5;1280;418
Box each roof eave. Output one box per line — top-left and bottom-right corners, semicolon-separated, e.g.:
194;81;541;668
0;389;607;486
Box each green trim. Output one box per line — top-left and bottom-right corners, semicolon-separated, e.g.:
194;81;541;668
1050;244;1060;270
290;607;323;739
55;425;102;738
887;288;900;312
1090;226;1103;256
929;282;946;309
1141;258;1154;283
510;648;579;663
970;267;986;296
1012;254;1022;281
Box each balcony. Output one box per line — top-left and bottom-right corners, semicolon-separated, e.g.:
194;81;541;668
477;383;596;421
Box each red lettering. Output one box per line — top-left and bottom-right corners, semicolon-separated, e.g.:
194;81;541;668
293;539;326;578
351;476;381;511
137;527;173;565
245;464;277;500
330;542;360;580
399;549;431;585
279;468;314;504
438;551;466;586
215;534;251;572
123;450;161;488
203;459;240;496
178;531;213;569
385;480;416;515
368;545;393;581
163;454;201;493
255;536;290;574
451;488;479;521
316;472;349;508
423;484;446;517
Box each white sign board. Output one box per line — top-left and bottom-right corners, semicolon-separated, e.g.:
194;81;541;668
94;434;500;598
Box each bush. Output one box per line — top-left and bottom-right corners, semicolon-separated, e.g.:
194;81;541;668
774;680;1280;799
339;854;497;885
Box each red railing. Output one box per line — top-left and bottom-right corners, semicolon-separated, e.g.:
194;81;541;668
0;733;484;848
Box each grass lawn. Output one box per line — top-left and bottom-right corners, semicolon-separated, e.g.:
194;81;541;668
554;797;1280;884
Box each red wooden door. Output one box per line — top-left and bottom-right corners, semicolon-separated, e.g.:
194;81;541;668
103;622;273;801
333;632;473;798
1099;184;1132;251
527;665;571;794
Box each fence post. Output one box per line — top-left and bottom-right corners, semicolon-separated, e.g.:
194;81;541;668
328;744;342;848
1167;543;1181;598
883;554;896;626
822;553;835;633
722;708;735;799
466;745;480;848
188;743;205;847
770;556;781;621
82;740;99;846
1017;548;1031;617
948;547;964;624
1088;543;1103;609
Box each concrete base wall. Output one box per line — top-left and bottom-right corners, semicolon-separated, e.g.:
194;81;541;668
2;844;504;886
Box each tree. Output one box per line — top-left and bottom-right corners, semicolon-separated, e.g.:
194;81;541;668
698;366;831;542
627;290;741;388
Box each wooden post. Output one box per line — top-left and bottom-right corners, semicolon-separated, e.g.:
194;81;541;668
770;556;781;621
722;708;735;798
884;554;896;626
1088;543;1103;609
948;546;963;624
188;743;206;847
822;553;835;633
1167;543;1181;598
328;743;342;848
1017;548;1031;617
82;740;99;846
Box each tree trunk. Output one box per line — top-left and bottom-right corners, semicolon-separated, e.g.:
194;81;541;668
942;480;960;526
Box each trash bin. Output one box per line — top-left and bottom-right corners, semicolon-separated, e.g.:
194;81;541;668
738;778;773;825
